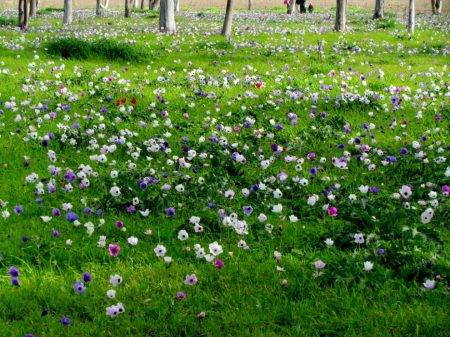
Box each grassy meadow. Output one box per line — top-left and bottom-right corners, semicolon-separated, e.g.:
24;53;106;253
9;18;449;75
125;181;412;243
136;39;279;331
0;7;449;337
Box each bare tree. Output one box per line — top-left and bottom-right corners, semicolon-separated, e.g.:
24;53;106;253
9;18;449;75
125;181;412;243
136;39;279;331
125;0;132;17
141;0;145;10
373;0;384;19
408;0;414;34
63;0;73;25
175;0;180;12
287;0;295;14
150;0;160;10
96;0;102;16
431;0;442;14
18;0;24;28
222;0;234;36
159;0;176;34
248;0;252;11
23;0;28;29
29;0;37;18
335;0;346;32
100;0;110;10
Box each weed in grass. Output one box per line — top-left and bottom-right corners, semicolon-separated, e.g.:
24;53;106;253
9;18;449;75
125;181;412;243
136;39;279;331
45;38;153;62
0;16;15;26
375;18;398;29
36;7;65;15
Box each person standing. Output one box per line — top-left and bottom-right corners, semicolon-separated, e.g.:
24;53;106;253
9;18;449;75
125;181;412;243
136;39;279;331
297;0;307;14
284;0;290;9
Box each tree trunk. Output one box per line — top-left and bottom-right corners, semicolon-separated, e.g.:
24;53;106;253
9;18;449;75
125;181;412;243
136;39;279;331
287;0;295;14
175;0;180;12
408;0;414;34
133;0;139;8
22;0;29;29
18;0;23;28
29;0;36;18
100;0;110;10
334;0;346;32
125;0;131;17
373;0;384;19
221;0;234;36
151;0;160;10
141;0;145;10
248;0;252;11
63;0;73;25
96;0;102;16
36;0;40;10
159;0;176;34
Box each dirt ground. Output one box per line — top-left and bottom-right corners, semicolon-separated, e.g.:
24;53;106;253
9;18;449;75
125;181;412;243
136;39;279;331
0;0;447;14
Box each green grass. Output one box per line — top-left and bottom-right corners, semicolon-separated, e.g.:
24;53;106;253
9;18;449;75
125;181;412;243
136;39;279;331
0;16;15;26
131;8;160;17
36;7;65;15
0;8;449;337
45;38;153;62
375;18;398;29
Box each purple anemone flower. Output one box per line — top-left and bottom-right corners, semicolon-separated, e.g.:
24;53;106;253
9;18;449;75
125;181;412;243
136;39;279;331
243;205;253;216
73;280;86;294
66;212;78;222
61;316;71;326
166;207;176;217
82;272;92;284
8;266;19;278
176;292;186;300
13;205;24;215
